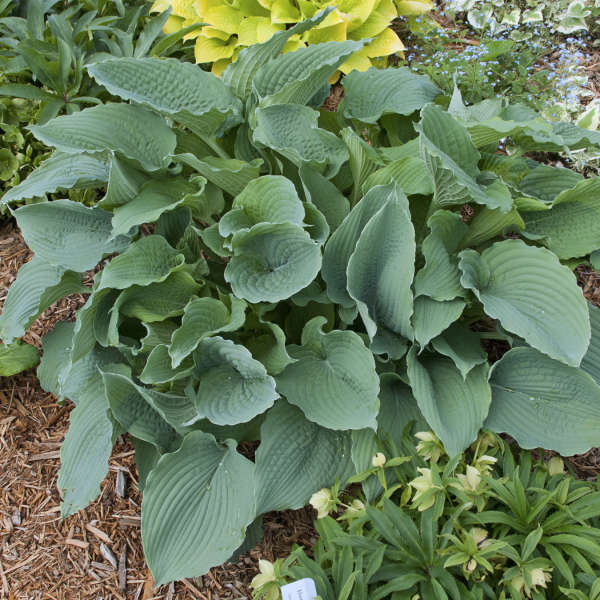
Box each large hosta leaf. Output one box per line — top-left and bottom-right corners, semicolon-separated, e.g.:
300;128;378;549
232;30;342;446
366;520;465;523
15;200;130;271
253;104;348;178
169;296;246;367
459;239;590;367
300;165;350;232
407;348;491;456
255;401;353;514
486;347;600;455
276;317;379;431
98;236;185;290
29;103;176;171
88;57;243;137
412;297;466;348
459;206;524;249
102;371;179;451
1;152;109;205
191;336;278;426
0;341;40;376
142;431;255;585
414;210;467;301
224;222;321;303
219;175;305;238
416;104;512;212
519;164;584;204
0;255;84;344
347;187;415;341
582;302;600;385
322;184;393;307
253;40;364;106
110;179;195;239
362;156;434;197
341;67;441;123
52;346;123;517
431;322;487;380
521;179;600;259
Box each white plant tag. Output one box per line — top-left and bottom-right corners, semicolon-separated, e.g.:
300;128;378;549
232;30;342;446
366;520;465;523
280;578;318;600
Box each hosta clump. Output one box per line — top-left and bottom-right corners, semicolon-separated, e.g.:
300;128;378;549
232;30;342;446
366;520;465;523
2;11;600;584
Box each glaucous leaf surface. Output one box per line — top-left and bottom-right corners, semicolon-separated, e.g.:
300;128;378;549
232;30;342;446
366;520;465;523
459;239;590;367
486;347;600;455
276;317;379;431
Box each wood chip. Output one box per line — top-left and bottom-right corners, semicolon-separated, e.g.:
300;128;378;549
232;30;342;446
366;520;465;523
182;578;208;599
11;509;21;526
100;543;118;569
65;538;90;549
0;559;9;594
85;523;112;544
118;545;127;591
165;582;175;600
29;450;61;461
116;468;127;498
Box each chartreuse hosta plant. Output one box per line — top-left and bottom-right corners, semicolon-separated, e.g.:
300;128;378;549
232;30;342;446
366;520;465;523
150;0;433;75
2;10;600;584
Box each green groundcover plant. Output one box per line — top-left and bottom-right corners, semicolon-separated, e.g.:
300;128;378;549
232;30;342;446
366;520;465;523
1;9;600;584
253;433;600;600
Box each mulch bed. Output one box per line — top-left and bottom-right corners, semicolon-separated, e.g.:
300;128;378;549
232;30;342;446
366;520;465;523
0;219;317;599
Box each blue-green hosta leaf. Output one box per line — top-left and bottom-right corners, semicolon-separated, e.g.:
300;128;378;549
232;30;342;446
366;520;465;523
521;179;600;259
110;179;196;239
225;222;321;303
351;429;383;503
98;156;149;210
341;127;384;204
98;236;184;290
407;348;491;456
276;317;379;431
253;104;348;179
37;322;74;396
378;373;427;449
459;207;525;249
486;347;600;455
135;321;178;356
582;302;600;385
142;431;255;585
114;270;202;323
412;297;466;348
347;187;415;341
0;255;84;344
300;165;350;232
255;401;353;515
219;175;304;239
140;344;194;385
222;8;334;98
0;341;40;376
175;154;262;197
303;202;329;245
416;104;512;213
1;152;109;205
414;210;467;301
431;322;487;380
169;296;246;367
459;239;590;367
88;57;243;137
245;307;292;376
362;156;434;197
29;103;176;172
341;67;441;124
519;164;584;204
254;40;364;107
54;346;123;517
15;200;130;271
191;336;278;426
102;371;178;451
137;388;198;433
322;184;394;308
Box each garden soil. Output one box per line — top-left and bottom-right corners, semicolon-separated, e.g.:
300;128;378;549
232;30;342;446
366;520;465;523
1;213;600;599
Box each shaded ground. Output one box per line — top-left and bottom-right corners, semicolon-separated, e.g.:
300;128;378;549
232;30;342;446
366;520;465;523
0;220;317;598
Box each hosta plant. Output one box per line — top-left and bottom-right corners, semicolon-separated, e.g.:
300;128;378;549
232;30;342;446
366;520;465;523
150;0;433;76
2;11;600;584
255;434;600;600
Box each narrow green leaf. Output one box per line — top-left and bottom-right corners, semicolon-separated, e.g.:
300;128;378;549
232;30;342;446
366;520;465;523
0;341;40;376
